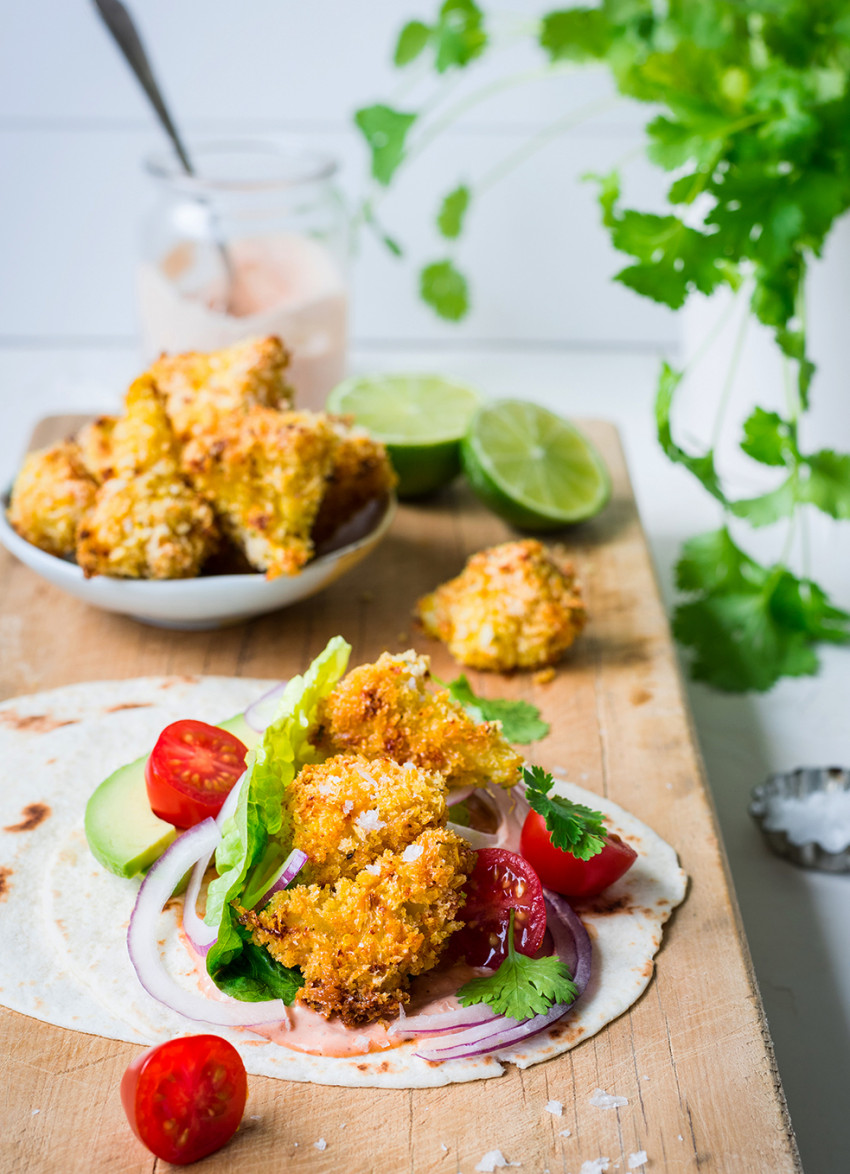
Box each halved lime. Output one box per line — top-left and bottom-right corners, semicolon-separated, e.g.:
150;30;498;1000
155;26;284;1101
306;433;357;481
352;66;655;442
327;374;481;498
460;400;611;529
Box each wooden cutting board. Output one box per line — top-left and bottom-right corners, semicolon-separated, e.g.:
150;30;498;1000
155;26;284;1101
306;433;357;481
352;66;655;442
0;416;800;1174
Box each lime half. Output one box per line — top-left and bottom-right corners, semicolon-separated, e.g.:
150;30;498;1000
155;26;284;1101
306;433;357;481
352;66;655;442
328;374;481;498
461;400;611;529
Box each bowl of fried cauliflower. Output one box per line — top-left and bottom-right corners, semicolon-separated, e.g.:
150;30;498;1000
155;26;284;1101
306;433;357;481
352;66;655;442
0;337;397;628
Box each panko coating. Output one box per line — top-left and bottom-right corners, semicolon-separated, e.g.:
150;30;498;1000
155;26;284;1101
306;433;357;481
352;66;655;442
180;407;337;578
76;468;218;579
416;539;587;671
7;442;97;558
109;375;181;475
76;416;118;483
312;421;397;546
240;826;475;1025
150;335;294;442
313;650;523;790
285;754;448;887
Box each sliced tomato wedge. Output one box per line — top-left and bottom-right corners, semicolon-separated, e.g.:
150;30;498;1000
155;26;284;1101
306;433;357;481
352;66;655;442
520;810;638;899
452;847;547;969
121;1034;247;1166
145;719;248;828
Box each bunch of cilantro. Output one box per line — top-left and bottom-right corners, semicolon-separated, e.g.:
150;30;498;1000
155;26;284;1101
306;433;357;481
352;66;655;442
354;0;850;691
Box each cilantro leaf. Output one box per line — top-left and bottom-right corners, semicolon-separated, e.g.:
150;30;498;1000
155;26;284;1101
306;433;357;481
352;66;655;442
655;362;726;504
740;408;796;467
770;573;850;645
457;909;577;1019
420;258;470;320
729;476;798;528
522;764;605;860
433;0;487;72
539;9;611;64
354;104;417;185
801;451;850;520
675;528;767;596
437;184;471;239
394;20;431;66
445;674;550;743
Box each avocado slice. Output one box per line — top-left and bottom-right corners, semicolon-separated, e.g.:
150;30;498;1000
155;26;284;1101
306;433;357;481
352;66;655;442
84;713;260;878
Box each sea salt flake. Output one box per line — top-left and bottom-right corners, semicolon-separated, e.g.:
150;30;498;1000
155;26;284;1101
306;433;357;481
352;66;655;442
589;1088;628;1110
475;1151;521;1172
559;1128;571;1138
677;1135;684;1142
343;800;353;814
402;843;424;862
580;1160;610;1174
363;862;382;876
314;1138;327;1151
31;1110;40;1116
628;1152;648;1169
544;1100;563;1116
441;1143;449;1152
762;788;850;852
356;808;386;832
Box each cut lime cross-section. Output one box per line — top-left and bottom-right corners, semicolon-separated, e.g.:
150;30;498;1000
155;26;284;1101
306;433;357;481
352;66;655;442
460;400;611;530
328;374;481;498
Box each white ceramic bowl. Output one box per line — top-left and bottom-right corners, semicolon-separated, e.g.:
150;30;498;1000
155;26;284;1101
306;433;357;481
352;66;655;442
0;493;396;629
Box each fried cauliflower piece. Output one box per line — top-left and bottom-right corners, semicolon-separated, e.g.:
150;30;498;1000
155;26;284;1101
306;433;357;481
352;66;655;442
416;539;587;671
286;754;448;887
313;650;523;790
75;468;218;579
240;826;475;1025
75;416;118;483
150;335;294;442
109;375;182;474
7;441;97;557
311;421;397;547
180;407;337;577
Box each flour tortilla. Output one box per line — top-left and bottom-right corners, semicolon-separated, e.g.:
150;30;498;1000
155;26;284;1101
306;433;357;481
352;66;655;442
0;677;686;1088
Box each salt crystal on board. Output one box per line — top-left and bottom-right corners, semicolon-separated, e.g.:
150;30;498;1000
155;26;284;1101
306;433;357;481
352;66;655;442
762;788;850;852
628;1152;648;1169
544;1100;563;1116
559;1128;572;1138
314;1138;327;1151
475;1150;521;1171
589;1088;628;1109
580;1160;610;1174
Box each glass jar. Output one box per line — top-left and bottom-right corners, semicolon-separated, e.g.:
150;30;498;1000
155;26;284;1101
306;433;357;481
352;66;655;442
138;140;349;410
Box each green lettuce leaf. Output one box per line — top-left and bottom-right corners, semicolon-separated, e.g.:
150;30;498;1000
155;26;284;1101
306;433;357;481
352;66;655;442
204;636;351;996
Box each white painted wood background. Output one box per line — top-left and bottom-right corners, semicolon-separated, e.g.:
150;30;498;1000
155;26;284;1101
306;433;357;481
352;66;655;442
1;4;849;1171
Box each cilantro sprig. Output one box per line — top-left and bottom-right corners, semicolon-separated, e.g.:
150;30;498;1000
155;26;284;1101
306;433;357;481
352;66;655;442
353;0;850;693
522;765;606;861
457;909;577;1020
442;675;550;744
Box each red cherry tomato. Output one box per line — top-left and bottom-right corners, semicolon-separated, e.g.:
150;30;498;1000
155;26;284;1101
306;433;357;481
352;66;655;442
120;1035;247;1166
452;848;547;969
145;720;248;828
520;810;638;899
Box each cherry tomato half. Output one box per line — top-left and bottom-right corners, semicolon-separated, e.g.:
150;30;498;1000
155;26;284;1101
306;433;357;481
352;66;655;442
520;810;638;899
145;719;248;828
452;848;547;969
120;1034;247;1166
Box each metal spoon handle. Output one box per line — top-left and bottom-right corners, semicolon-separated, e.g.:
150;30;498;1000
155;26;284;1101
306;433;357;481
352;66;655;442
92;0;194;175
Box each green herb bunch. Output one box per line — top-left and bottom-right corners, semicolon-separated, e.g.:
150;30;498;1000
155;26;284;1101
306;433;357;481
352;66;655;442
354;0;850;692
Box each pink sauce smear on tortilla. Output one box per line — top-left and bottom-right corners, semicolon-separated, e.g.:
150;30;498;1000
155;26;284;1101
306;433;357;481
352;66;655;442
186;786;524;1057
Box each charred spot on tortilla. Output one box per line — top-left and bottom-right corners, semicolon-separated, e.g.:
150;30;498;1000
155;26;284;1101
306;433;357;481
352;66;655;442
630;687;652;707
579;894;633;917
104;702;154;713
3;802;51;833
0;711;78;734
0;866;12;900
158;676;200;689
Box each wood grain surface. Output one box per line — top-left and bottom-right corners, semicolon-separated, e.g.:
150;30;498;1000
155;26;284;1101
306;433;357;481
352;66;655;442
0;416;800;1174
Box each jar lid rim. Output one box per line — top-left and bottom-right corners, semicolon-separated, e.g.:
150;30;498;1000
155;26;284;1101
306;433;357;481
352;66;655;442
144;140;338;191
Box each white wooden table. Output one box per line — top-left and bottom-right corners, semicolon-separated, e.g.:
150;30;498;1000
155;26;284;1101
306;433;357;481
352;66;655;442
2;4;849;1168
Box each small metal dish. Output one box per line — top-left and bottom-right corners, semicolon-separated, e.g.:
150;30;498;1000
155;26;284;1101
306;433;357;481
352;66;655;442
749;766;850;873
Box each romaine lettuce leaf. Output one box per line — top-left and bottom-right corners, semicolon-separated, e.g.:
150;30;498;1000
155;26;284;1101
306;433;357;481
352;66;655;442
204;636;351;996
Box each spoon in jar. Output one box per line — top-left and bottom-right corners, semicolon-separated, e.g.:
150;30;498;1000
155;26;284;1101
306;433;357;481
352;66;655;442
92;0;234;311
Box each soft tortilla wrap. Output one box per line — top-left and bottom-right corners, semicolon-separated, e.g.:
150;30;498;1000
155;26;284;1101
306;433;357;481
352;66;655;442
0;677;686;1088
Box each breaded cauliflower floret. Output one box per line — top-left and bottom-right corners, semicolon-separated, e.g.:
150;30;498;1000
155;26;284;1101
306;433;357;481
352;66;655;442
180;407;337;578
150;335;294;443
240;826;475;1025
416;539;587;671
286;754;447;886
109;375;181;475
7;441;97;558
313;651;523;790
75;467;218;579
311;420;397;547
75;416;118;483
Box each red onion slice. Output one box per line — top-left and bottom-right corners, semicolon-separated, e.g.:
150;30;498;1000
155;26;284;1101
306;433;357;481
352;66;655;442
244;682;288;732
128;819;289;1028
447;821;500;850
413;893;591;1061
182;842;219;957
447;786;474;807
253;849;308;910
388;1002;498;1037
